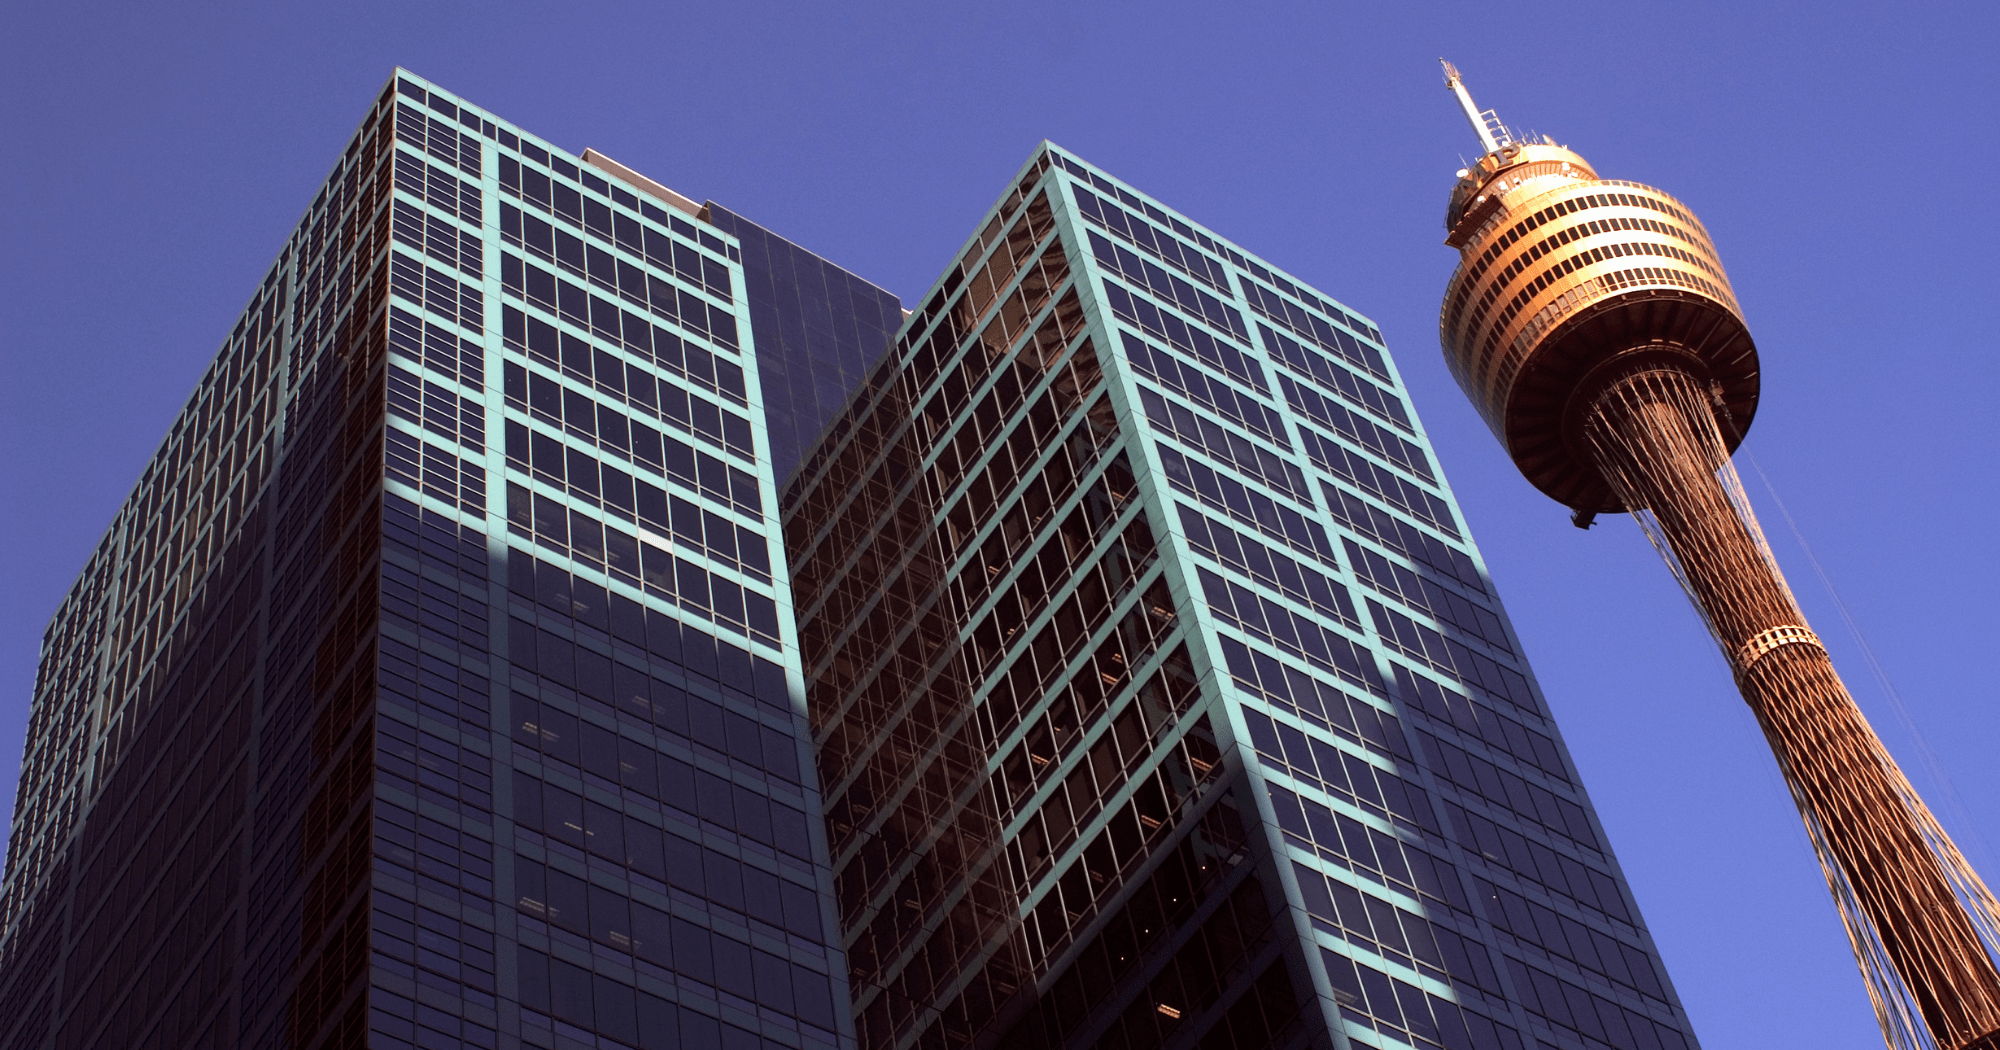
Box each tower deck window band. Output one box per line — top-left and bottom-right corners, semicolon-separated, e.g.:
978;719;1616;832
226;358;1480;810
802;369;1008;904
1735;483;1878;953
1734;624;1821;672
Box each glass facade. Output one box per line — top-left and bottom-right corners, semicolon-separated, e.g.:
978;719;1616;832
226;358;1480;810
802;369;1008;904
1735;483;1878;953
0;71;855;1050
783;145;1703;1050
702;206;906;492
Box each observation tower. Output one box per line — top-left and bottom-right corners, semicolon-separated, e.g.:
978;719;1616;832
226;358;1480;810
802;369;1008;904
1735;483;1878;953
1433;61;2000;1050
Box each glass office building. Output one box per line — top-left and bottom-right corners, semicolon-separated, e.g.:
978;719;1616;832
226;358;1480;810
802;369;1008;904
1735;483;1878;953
0;71;883;1050
783;146;1703;1050
2;72;1704;1050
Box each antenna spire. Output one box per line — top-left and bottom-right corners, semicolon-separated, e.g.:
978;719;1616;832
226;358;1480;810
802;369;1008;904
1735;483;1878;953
1440;59;1509;155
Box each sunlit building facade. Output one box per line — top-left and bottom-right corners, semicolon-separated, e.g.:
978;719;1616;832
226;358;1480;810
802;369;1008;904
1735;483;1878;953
784;145;1704;1050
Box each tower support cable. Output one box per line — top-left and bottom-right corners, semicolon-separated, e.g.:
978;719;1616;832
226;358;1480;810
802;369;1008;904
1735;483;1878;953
1583;364;2000;1050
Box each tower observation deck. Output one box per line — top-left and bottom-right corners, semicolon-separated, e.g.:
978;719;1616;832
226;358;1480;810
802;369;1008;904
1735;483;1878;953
1434;61;2000;1050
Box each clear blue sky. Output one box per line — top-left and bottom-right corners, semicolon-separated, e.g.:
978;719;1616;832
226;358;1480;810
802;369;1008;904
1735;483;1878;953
2;2;1994;1046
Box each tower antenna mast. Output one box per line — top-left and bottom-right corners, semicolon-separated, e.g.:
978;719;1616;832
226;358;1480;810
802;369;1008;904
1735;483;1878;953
1440;59;1508;155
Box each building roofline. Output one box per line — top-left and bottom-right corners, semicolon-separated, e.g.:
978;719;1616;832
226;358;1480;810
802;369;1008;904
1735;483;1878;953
580;148;708;221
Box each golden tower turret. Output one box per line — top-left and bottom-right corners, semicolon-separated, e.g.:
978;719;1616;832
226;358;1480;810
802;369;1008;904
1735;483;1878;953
1434;61;2000;1050
1437;62;1759;520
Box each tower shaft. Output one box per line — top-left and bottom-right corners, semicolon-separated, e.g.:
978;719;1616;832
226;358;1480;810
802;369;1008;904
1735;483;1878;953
1582;363;2000;1050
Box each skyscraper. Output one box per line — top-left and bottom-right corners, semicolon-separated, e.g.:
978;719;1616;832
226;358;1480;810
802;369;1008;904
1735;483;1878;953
1432;64;2000;1050
784;144;1702;1049
3;66;1715;1050
0;71;892;1050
